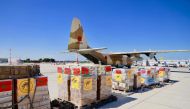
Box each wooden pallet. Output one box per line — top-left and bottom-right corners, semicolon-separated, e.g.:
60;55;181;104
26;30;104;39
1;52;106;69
112;87;134;93
74;95;117;109
51;95;117;109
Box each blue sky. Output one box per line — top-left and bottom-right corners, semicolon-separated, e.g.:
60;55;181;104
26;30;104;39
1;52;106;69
0;0;190;60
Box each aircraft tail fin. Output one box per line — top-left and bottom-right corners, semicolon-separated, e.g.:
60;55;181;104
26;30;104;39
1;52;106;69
68;18;90;51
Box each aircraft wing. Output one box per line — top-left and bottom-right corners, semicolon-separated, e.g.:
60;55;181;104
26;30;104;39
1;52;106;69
77;47;107;53
61;47;107;54
109;50;190;55
109;50;190;61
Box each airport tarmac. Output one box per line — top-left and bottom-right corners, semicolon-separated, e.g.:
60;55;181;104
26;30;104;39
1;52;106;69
39;63;190;109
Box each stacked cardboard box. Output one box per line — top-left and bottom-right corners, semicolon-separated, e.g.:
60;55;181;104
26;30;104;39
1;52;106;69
156;67;170;82
0;79;12;109
0;65;50;109
0;65;40;80
112;68;134;91
164;67;170;81
16;76;51;109
148;67;160;84
57;66;64;100
126;68;135;91
16;78;36;109
0;66;12;80
138;67;155;86
57;66;71;101
136;66;171;86
70;65;97;107
112;69;123;90
57;64;114;106
96;65;112;100
133;71;142;89
32;76;51;109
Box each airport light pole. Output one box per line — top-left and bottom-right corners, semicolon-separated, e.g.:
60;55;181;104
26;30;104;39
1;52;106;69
9;48;12;65
76;51;79;64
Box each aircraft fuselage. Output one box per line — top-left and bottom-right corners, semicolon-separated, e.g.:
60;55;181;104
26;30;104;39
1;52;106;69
80;51;141;67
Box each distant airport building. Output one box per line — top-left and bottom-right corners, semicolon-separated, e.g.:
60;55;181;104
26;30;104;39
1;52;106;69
0;58;8;63
8;58;22;65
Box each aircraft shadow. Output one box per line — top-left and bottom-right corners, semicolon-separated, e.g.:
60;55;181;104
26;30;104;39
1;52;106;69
99;80;179;108
132;80;179;93
171;71;190;73
99;93;137;108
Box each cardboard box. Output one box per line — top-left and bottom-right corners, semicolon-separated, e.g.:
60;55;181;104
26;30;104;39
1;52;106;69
70;75;97;106
57;66;71;101
16;76;50;109
99;75;112;100
112;68;134;91
0;65;40;80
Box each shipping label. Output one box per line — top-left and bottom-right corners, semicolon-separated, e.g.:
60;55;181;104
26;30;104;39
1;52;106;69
106;76;112;86
17;78;35;97
57;73;63;84
115;74;122;82
140;77;145;84
83;78;92;91
158;71;165;77
71;76;79;89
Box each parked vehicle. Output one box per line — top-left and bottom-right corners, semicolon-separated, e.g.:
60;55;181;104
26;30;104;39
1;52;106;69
168;63;178;68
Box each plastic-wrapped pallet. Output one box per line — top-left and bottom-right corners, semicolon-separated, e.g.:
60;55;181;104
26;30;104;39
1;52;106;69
86;64;98;77
154;67;161;83
32;76;51;109
0;79;12;109
57;66;64;100
157;67;165;82
98;65;112;100
133;71;142;89
156;67;170;82
98;65;111;75
164;67;170;81
128;68;136;90
112;81;119;90
148;67;159;84
112;69;126;83
112;68;134;91
16;78;36;109
16;77;51;109
111;67;119;90
70;65;97;107
112;69;124;90
146;67;155;77
59;66;71;101
138;68;155;86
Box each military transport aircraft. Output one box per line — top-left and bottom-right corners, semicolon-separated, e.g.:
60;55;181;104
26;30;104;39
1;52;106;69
66;18;190;67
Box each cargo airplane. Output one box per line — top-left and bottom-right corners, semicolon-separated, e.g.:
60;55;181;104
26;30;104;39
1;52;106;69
66;18;190;67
